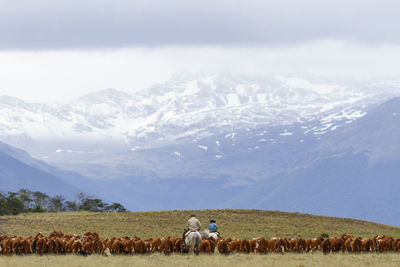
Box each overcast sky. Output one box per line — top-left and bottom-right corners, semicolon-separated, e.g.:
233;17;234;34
1;0;400;101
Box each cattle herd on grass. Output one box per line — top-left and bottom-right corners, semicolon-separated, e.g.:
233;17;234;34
0;231;399;256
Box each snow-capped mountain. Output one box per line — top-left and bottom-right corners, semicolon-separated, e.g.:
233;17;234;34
1;74;400;182
1;74;399;158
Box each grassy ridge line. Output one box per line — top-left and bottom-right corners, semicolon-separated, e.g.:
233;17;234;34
1;209;400;239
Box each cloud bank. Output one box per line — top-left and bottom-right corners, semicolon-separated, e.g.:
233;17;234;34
0;0;399;49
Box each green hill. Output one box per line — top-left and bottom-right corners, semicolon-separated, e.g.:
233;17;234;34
1;209;400;239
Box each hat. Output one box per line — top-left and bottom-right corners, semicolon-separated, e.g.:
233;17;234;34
191;214;196;217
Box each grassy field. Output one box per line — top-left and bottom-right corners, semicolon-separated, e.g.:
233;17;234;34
2;209;400;266
0;209;400;239
1;253;400;267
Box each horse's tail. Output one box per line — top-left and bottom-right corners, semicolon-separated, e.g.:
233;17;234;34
197;233;202;244
182;229;189;252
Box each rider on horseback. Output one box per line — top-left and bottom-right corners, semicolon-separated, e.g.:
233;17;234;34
183;214;201;240
208;219;219;234
182;214;202;254
182;214;202;253
187;214;202;231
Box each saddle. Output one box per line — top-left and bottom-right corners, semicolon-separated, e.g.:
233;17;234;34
183;229;198;239
211;230;220;235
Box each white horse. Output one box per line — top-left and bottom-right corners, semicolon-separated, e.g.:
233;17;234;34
184;231;202;255
201;229;219;240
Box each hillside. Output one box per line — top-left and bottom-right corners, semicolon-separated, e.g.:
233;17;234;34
1;209;400;239
0;150;82;199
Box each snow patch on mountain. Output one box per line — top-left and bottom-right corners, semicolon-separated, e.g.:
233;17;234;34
1;74;400;161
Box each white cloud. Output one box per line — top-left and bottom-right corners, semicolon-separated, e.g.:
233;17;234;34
1;41;400;101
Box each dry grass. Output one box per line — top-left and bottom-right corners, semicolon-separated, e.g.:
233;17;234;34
2;210;400;266
1;253;400;267
1;209;400;239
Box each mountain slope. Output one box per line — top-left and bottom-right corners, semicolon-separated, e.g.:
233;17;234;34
315;97;400;163
0;149;81;199
226;152;400;225
227;97;400;225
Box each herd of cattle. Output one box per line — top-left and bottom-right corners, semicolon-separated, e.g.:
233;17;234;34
0;231;399;256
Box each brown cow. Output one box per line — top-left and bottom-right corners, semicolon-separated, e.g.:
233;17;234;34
111;240;124;254
289;238;306;253
361;238;375;252
228;239;241;253
377;238;390;253
134;239;146;254
310;237;323;252
256;238;269;254
330;237;345;253
217;238;231;255
72;240;83;254
48;238;58;254
122;239;134;254
11;238;23;255
283;238;291;251
56;238;66;254
321;238;331;254
270;238;285;253
162;238;173;255
83;241;95;254
240;240;251;253
36;237;48;255
106;238;116;251
22;238;33;254
173;238;185;253
392;238;400;252
249;239;257;253
351;238;362;253
289;238;297;252
94;239;105;254
344;238;353;253
200;239;212;253
299;238;307;253
208;237;216;253
151;238;162;253
2;239;12;256
66;239;74;253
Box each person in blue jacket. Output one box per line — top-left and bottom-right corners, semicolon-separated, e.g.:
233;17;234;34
208;219;219;233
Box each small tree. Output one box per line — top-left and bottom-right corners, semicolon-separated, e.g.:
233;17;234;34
104;202;126;212
79;198;106;212
0;193;8;215
6;192;25;215
32;191;50;211
18;189;35;210
49;195;66;212
64;201;79;211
